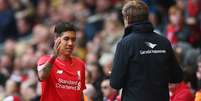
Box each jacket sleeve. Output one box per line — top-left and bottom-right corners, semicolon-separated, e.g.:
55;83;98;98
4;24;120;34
110;41;129;89
167;42;183;83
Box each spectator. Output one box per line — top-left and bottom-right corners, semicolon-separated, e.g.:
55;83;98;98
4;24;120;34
88;63;104;101
31;24;50;45
165;5;191;45
99;13;123;53
3;79;21;101
35;0;49;24
186;0;201;47
3;39;16;57
149;9;164;35
101;78;118;101
73;31;87;60
174;42;192;65
0;54;13;75
0;0;17;43
183;48;200;71
195;55;201;101
99;53;113;77
16;16;32;40
169;67;195;101
20;81;37;101
83;70;96;101
86;53;98;65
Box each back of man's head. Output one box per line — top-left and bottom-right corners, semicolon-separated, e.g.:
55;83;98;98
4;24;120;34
122;0;149;24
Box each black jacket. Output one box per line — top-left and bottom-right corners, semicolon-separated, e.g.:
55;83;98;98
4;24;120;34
110;21;183;101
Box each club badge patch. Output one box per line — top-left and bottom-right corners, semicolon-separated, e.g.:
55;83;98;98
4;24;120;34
77;71;81;80
57;70;63;74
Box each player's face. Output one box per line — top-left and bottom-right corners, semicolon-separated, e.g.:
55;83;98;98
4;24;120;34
59;31;76;56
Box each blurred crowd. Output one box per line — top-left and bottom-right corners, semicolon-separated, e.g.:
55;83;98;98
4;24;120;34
0;0;200;101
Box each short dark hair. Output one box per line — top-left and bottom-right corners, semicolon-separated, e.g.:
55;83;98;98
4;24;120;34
122;0;149;24
54;22;76;37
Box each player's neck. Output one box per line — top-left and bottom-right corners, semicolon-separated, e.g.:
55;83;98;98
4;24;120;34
58;55;71;61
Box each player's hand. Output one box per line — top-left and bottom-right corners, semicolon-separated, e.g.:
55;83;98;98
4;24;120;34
52;38;61;58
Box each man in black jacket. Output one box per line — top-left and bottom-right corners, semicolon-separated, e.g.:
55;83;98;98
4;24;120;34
110;0;183;101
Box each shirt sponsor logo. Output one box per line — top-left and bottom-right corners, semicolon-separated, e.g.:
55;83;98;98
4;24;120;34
140;50;166;55
140;42;166;55
56;78;81;91
145;42;157;49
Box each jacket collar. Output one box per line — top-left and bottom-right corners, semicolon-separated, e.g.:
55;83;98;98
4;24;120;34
123;20;154;38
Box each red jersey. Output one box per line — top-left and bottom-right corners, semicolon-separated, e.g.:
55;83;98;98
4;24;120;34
170;82;194;101
37;55;86;101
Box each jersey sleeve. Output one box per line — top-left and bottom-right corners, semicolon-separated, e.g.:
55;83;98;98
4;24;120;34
37;55;50;71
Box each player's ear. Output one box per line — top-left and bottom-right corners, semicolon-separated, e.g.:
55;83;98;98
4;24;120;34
123;15;129;27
